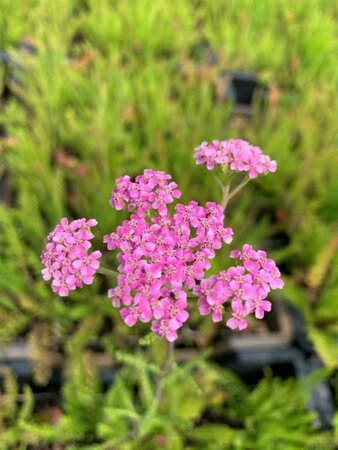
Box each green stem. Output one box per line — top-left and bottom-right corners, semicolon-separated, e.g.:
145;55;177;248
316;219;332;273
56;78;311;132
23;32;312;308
102;341;175;450
154;340;174;404
220;177;251;211
97;266;118;277
221;183;231;212
227;177;251;201
211;172;224;191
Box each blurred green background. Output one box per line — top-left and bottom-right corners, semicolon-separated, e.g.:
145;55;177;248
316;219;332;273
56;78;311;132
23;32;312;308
0;0;337;448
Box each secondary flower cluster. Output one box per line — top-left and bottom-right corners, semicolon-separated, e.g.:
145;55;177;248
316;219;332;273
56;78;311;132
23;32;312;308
110;169;181;217
41;218;102;297
194;139;277;178
193;244;284;330
104;172;234;341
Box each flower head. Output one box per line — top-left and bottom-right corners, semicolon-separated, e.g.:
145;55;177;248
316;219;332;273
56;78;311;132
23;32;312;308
194;139;277;178
109;169;181;217
194;244;284;330
41;139;282;342
41;218;101;296
105;185;234;340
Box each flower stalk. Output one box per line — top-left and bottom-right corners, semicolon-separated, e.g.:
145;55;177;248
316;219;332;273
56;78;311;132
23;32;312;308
97;266;118;277
221;182;231;212
154;340;174;404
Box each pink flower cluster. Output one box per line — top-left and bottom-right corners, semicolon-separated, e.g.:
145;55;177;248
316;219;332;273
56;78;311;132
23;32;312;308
193;244;284;330
41;145;283;342
104;170;234;341
41;218;102;297
194;139;277;178
110;169;181;217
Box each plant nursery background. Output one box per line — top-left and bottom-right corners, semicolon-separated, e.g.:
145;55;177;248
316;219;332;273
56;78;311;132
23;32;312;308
0;0;337;449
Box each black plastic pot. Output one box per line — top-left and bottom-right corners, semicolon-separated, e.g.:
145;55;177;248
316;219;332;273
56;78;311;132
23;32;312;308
0;339;116;388
176;298;335;430
211;299;335;430
0;298;335;429
217;70;270;116
212;298;294;357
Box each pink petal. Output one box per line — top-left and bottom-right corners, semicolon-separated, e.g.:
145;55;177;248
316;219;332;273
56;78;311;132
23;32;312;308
226;318;239;330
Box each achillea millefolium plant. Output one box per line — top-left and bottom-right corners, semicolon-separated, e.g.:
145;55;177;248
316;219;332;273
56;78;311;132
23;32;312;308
41;139;283;341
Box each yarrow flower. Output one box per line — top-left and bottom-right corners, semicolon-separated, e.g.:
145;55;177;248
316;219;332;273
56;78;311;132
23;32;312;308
41;140;283;342
41;218;102;297
193;244;284;330
105;171;234;341
109;169;181;217
194;139;277;178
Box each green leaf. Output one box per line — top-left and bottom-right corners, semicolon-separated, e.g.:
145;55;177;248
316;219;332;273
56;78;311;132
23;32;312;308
18;385;34;422
309;326;338;369
188;424;235;446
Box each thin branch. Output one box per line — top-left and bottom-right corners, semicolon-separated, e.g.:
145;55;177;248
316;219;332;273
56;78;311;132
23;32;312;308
227;177;251;201
97;266;118;277
211;172;224;191
221;183;231;212
154;340;174;403
102;341;175;450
